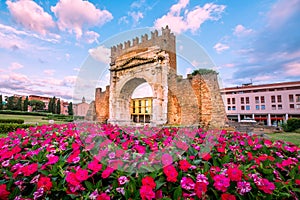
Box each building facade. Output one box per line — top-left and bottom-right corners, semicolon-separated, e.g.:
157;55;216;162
221;81;300;126
73;97;90;117
130;97;153;123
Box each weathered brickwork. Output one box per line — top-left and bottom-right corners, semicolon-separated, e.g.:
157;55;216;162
94;26;226;128
95;86;110;123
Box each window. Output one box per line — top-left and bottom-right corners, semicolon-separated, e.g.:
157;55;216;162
290;104;295;109
261;96;265;103
255;96;259;104
227;98;231;105
246;105;250;110
272;105;276;110
232;98;236;104
241;97;245;104
241;105;245;110
261;105;266;110
289;94;294;102
271;96;276;103
278;104;282;110
139;107;142;113
277;95;282;103
296;94;300;102
256;105;260;110
139;100;142;106
296;104;300;109
246;97;250;104
232;106;236;110
227;106;231;111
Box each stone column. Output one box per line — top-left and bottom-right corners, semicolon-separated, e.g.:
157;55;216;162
285;113;289;122
237;114;241;122
267;113;271;126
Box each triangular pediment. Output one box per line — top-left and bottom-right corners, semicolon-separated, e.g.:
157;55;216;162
112;56;156;72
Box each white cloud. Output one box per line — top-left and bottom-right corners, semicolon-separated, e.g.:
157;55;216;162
213;42;229;53
154;1;225;34
131;0;146;8
191;60;199;67
84;31;100;44
233;25;253;37
88;45;110;64
43;69;56;76
118;16;129;24
267;0;300;29
132;82;153;98
6;0;55;35
129;11;144;25
284;62;300;76
51;0;113;39
8;62;24;70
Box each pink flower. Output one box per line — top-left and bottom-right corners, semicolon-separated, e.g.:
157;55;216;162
196;174;209;185
195;182;207;198
88;159;103;172
102;167;114;179
118;176;129;185
97;193;110;200
140;185;155;200
180;177;195;190
213;174;230;192
66;172;80;186
161;153;173;166
163;165;178;183
257;178;275;194
75;169;89;181
221;193;236;200
142;176;156;189
227;167;242;181
37;177;52;191
179;160;192;172
46;154;59;165
22;163;38;176
237;181;251;195
0;184;10;199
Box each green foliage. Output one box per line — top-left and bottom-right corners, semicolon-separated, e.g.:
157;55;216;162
16;97;22;111
68;102;73;115
23;96;29;111
29;100;45;111
191;68;218;76
0;123;33;134
0;95;3;110
282;118;300;132
56;99;61;114
0;110;51;116
0;119;24;124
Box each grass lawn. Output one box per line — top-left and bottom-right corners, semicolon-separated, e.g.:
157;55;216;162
266;132;300;146
0;114;49;125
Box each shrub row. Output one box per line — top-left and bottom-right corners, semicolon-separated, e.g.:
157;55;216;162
282;118;300;132
0;123;34;134
0;110;51;116
0;119;24;124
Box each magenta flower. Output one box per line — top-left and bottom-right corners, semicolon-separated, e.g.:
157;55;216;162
237;181;251;195
180;177;195;190
118;176;129;185
213;174;230;192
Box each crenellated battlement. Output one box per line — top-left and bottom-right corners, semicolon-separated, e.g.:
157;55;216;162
110;26;176;70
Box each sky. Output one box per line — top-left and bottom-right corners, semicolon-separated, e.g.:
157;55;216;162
0;0;300;102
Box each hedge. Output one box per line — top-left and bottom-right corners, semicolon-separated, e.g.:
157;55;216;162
282;118;300;132
0;110;51;116
0;119;24;124
0;123;34;134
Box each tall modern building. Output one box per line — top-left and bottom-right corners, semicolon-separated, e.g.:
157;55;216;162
221;81;300;126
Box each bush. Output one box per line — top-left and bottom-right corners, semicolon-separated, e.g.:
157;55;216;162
0;119;24;124
283;118;300;132
0;123;34;134
0;110;51;116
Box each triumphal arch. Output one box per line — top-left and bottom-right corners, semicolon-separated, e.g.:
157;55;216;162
95;26;226;128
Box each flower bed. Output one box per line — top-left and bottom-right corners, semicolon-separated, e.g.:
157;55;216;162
0;123;299;199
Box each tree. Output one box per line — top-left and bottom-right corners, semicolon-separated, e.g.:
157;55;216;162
48;98;53;113
16;97;22;111
52;96;56;114
68;102;73;115
0;95;3;110
56;99;61;114
23;96;29;111
6;96;15;110
29;100;45;111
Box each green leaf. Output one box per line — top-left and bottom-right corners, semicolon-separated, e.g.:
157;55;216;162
221;155;230;164
155;180;166;190
84;181;94;191
40;170;50;176
173;186;182;200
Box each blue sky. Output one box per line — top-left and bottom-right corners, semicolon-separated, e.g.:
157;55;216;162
0;0;299;102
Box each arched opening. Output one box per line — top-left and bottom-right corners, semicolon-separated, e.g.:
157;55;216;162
131;82;153;124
